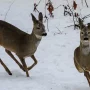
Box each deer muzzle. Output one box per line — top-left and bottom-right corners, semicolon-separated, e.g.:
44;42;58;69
84;37;89;41
42;32;47;36
81;38;89;46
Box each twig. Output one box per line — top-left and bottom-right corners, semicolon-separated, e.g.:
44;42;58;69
47;18;49;31
45;0;47;17
85;0;88;7
35;9;40;13
4;0;15;21
35;0;42;12
66;0;76;30
66;0;73;14
65;25;74;28
81;0;83;6
37;0;42;6
65;24;80;28
56;27;62;34
44;0;49;31
82;14;90;20
54;27;62;35
33;0;42;13
44;15;49;31
54;4;62;9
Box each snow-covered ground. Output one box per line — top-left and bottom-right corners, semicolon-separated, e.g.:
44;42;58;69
0;0;90;90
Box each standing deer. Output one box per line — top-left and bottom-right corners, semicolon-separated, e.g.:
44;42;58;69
74;18;90;86
0;12;47;77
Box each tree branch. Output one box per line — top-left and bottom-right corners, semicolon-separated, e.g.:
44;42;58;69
85;0;88;7
4;0;15;21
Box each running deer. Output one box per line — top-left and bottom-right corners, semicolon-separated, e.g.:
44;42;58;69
74;18;90;86
0;12;47;77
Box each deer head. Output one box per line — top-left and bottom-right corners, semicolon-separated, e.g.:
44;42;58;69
31;12;47;38
79;18;90;46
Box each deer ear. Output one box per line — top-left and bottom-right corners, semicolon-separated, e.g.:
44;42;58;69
78;18;84;29
38;12;43;22
31;13;37;24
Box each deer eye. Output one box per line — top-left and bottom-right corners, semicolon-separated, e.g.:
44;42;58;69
88;32;90;34
81;32;84;35
37;27;40;29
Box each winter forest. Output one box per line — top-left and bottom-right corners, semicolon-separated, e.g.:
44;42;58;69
0;0;90;90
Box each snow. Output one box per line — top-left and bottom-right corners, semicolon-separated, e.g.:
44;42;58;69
0;0;90;90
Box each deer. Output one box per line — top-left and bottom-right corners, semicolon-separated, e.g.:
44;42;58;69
74;18;90;86
0;12;47;77
0;58;12;75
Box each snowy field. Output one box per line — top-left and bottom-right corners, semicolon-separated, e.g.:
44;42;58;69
0;0;90;90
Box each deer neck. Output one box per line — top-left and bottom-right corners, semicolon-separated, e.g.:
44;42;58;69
80;42;90;55
30;31;42;47
31;31;42;40
34;34;42;40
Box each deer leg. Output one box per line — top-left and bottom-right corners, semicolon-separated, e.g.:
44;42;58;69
84;71;90;86
5;49;25;72
28;55;38;71
0;58;12;75
18;57;29;77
